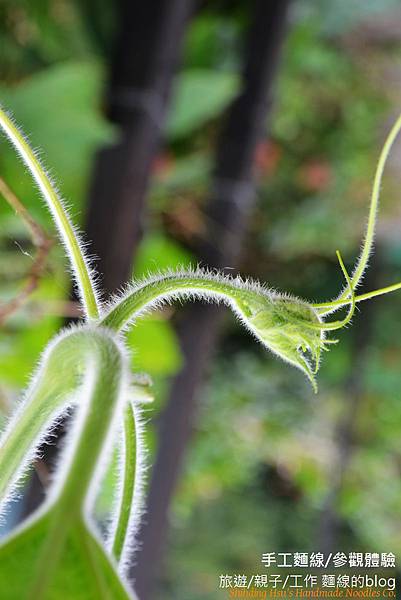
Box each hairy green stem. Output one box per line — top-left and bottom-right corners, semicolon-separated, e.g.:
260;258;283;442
101;273;264;554
101;273;265;331
112;402;137;562
54;332;125;513
99;271;328;391
0;106;99;320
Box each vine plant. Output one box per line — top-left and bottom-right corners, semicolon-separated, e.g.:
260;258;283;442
0;106;401;599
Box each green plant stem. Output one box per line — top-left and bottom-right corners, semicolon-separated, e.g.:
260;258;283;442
112;402;137;562
101;273;265;331
99;272;326;390
0;387;62;505
0;106;99;320
54;333;125;513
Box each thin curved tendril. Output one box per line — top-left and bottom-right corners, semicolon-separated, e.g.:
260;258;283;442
302;251;355;332
345;112;401;295
0;106;99;320
313;281;401;311
318;113;401;316
321;251;356;331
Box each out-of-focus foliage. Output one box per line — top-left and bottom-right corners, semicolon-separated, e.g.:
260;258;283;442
167;69;239;140
1;1;401;599
296;0;401;36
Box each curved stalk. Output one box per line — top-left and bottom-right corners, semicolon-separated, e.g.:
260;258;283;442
50;330;127;514
0;106;99;320
101;271;269;332
0;327;129;517
99;270;328;391
101;271;274;551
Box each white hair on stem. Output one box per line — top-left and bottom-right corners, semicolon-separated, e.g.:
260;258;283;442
101;265;278;329
106;397;148;574
0;106;100;320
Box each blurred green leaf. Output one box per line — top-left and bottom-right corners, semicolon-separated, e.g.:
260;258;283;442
134;233;193;277
166;69;239;139
127;316;183;377
151;154;211;208
297;0;400;36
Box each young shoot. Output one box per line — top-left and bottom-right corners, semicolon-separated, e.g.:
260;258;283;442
0;105;401;599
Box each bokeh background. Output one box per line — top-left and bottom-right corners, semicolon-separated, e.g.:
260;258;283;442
1;1;401;598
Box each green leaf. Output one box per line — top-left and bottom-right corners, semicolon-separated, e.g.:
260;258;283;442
151;154;211;208
0;314;60;386
127;316;183;376
0;507;134;599
134;233;193;278
166;69;239;139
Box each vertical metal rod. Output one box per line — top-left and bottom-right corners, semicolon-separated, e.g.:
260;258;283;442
85;0;197;295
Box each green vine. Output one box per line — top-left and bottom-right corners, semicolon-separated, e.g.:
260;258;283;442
0;106;401;598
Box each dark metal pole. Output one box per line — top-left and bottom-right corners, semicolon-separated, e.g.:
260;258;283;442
131;2;291;597
85;0;197;295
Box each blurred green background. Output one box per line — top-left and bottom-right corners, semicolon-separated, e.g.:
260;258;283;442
1;1;401;598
